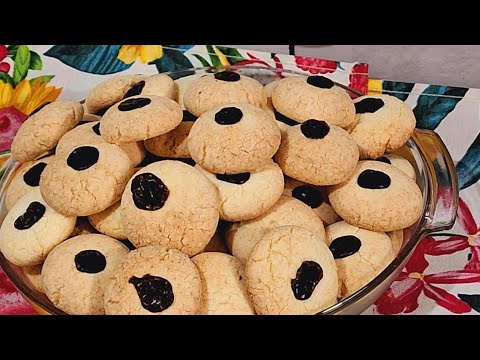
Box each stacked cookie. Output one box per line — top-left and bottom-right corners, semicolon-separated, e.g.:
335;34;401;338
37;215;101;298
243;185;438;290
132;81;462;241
0;70;423;316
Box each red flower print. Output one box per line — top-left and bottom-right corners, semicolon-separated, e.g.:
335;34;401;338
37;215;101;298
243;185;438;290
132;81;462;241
294;56;337;75
348;63;368;95
234;52;284;78
0;268;37;315
0;106;28;152
0;45;10;73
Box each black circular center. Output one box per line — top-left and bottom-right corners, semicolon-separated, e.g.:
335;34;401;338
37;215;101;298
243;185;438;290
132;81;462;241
14;201;46;230
182;110;198;122
376;156;391;164
30;102;51;116
124;80;146;99
118;97;151;112
329;235;362;259
131;172;169;211
23;162;47;187
274;111;299;126
291;261;323;301
67;146;99;171
216;172;251;185
357;169;391;189
300;119;330;139
92;123;101;136
215;107;243;125
306;76;334;89
292;185;324;208
129;274;174;313
74;250;107;274
214;71;240;82
355;98;385;114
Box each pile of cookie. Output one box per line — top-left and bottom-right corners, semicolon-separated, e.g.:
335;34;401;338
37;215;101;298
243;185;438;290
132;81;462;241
0;70;423;315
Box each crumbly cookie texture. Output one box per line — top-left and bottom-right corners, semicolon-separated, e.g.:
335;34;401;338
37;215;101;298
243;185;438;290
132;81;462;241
24;264;44;293
328;160;423;231
11;101;83;162
387;230;404;255
42;234;129;315
246;225;338;315
144;121;193;158
192;252;255;315
121;160;219;256
325;221;395;298
88;201;126;240
375;153;416;180
225;195;326;265
0;187;76;266
104;245;201;315
195;159;284;221
271;76;356;129
141;74;176;99
40;142;134;216
350;94;416;159
188;103;281;174
174;74;204;109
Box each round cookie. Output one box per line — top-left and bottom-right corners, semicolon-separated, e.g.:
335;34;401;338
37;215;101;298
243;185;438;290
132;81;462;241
183;71;267;117
100;95;183;144
351;94;416;159
120;160;219;256
387;230;404;255
42;234;129;315
265;80;301;136
4;155;55;211
104;245;201;315
246;225;338;315
24;264;44;293
275;119;359;186
375;153;416;180
271;75;356;129
70;217;98;237
40;143;134;216
226;195;326;265
201;232;229;254
138;74;176;99
195;159;284;221
88;201;126;240
283;177;338;225
56;121;146;167
192;252;255;315
328;160;423;231
325;221;395;298
0;187;76;266
188;103;281;174
11;101;83;162
174;74;204;109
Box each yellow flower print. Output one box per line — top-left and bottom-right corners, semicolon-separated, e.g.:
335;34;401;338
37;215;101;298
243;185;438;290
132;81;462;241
213;47;231;66
118;45;163;64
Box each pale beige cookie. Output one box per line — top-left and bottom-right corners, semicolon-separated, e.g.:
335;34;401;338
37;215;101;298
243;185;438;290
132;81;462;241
271;75;356;129
201;232;229;254
81;103;102;122
121;160;219;256
283;177;338;225
387;230;404;255
192;252;255;315
376;153;416;180
42;234;129;315
140;74;176;99
24;264;44;293
100;95;183;144
328;161;423;232
174;74;204;109
40;143;134;216
88;201;126;240
275;119;359;186
196;159;284;221
183;71;267;117
11;101;83;162
0;188;76;266
104;245;201;315
225;195;326;265
70;217;98;237
264;80;301;136
5;155;55;211
188;103;281;174
351;95;416;159
246;225;338;315
325;221;395;298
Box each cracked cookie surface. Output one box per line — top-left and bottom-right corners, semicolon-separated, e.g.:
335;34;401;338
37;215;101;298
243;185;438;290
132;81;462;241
88;201;126;240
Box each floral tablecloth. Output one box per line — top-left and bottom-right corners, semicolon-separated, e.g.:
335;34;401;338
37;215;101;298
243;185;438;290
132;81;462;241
0;45;479;315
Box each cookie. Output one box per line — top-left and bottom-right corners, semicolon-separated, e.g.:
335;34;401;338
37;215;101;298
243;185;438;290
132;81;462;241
0;187;76;266
283;177;338;225
325;221;395;298
226;195;326;265
201;232;229;254
192;252;255;315
174;74;204;109
100;95;183;144
120;160;219;256
4;155;55;211
104;245;201;315
41;234;129;315
328;161;423;231
56;121;147;167
275;119;359;186
271;75;356;129
11;101;83;162
375;153;416;180
88;201;126;240
70;217;98;237
387;230;404;255
350;94;416;159
188;103;281;174
246;225;338;315
139;74;176;99
183;71;267;117
265;80;301;135
40;142;134;216
196;159;284;221
24;264;44;293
